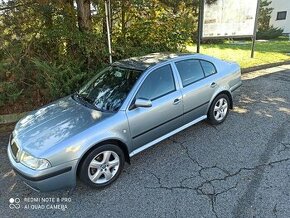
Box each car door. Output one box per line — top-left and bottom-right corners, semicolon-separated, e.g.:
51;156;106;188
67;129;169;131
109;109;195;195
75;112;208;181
126;64;183;149
173;59;218;125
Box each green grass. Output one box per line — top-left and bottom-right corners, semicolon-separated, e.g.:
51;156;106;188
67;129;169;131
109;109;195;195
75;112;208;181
186;38;290;68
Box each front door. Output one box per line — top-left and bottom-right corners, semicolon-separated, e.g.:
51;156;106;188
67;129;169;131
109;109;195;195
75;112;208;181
126;64;183;149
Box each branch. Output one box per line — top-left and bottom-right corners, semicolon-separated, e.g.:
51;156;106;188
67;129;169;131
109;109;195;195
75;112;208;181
0;1;37;11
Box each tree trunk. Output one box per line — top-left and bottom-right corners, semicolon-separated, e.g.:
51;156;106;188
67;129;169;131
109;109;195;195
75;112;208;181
63;0;78;57
76;0;92;32
64;0;76;29
121;0;126;43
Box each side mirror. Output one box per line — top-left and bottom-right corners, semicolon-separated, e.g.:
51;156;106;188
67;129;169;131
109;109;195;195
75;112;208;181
135;98;152;108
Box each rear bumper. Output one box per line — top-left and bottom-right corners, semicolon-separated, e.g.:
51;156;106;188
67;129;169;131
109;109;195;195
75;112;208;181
230;81;242;96
7;143;78;192
231;81;242;92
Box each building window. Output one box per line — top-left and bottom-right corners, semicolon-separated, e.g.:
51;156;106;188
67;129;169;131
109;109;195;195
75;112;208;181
277;11;287;20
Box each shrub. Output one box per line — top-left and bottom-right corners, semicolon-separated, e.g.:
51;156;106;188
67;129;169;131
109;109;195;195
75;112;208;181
32;59;98;100
0;82;23;107
257;27;284;40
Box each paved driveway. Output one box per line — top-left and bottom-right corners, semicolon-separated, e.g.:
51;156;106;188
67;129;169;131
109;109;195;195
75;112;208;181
0;65;290;218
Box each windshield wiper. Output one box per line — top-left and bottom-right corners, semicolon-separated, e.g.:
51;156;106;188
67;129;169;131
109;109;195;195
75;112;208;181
73;92;95;108
73;92;115;113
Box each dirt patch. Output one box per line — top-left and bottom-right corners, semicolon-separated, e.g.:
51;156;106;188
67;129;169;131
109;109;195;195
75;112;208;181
0;123;15;134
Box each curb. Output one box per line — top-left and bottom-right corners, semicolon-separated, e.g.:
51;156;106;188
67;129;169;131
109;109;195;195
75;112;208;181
0;60;290;126
241;60;290;73
0;112;28;125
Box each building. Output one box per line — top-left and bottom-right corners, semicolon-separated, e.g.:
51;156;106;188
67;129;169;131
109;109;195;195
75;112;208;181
269;0;290;34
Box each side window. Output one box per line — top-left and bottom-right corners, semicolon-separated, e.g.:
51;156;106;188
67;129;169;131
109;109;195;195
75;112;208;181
175;59;204;87
136;65;175;101
200;61;216;77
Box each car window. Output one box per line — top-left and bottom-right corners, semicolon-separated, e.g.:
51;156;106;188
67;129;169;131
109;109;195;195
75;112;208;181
200;60;216;77
77;67;142;112
175;59;205;87
136;65;175;101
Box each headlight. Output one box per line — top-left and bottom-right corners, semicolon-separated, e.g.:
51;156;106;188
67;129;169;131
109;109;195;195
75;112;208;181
19;151;51;170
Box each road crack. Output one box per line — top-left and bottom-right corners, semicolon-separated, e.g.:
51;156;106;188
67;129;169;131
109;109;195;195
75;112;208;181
233;120;289;218
148;136;290;218
278;142;290;155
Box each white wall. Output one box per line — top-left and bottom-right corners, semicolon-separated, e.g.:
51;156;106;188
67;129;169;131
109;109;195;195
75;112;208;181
269;0;290;34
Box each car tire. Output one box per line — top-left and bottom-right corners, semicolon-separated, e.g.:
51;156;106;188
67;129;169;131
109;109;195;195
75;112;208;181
208;94;230;125
79;144;125;189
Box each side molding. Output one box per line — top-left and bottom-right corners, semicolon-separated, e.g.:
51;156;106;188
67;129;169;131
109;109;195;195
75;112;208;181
129;115;207;157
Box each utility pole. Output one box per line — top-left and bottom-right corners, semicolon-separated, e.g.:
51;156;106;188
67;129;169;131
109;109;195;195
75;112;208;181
105;0;112;64
197;0;204;53
251;0;260;58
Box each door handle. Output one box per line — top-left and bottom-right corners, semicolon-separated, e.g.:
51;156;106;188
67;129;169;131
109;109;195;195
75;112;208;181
210;82;217;88
173;98;181;105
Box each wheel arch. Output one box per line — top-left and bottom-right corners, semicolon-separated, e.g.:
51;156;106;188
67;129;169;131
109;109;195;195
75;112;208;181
208;90;233;114
76;139;130;177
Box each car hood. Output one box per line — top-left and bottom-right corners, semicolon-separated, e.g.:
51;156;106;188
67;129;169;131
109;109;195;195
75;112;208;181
14;96;113;154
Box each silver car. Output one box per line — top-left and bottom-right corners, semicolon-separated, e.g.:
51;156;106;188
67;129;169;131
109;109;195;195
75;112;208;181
7;53;241;192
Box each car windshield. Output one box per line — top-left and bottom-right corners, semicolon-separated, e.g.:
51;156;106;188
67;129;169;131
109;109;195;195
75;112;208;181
76;66;142;112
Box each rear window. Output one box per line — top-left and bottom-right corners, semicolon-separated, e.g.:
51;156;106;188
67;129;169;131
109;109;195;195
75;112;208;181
200;61;216;77
175;59;205;87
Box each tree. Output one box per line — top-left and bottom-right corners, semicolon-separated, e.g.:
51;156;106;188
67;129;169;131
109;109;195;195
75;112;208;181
1;0;216;112
258;0;273;31
257;0;283;39
76;0;92;32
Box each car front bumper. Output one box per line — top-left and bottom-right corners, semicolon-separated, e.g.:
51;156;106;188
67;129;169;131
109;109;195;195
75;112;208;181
7;140;78;192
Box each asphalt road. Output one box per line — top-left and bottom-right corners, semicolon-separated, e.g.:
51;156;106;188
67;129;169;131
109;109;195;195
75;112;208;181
1;65;290;218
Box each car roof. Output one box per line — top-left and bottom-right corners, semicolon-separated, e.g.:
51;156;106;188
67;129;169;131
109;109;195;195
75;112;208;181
112;52;196;71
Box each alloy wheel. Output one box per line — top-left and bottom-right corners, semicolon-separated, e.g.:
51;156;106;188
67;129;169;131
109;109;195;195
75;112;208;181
88;151;120;184
213;97;228;121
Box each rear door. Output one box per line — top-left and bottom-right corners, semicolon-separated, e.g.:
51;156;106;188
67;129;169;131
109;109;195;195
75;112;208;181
173;59;218;124
126;64;183;149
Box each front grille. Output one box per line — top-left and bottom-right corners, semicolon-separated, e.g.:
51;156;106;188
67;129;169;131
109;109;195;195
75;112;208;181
11;140;19;159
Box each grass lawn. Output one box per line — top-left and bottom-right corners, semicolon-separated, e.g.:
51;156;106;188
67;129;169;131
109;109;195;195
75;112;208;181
186;38;290;68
